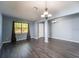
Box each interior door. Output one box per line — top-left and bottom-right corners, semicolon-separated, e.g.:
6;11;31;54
38;23;44;38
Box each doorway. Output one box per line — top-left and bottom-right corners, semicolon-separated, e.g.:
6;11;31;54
38;22;44;38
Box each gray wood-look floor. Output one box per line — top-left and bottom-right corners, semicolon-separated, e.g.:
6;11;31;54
0;38;79;58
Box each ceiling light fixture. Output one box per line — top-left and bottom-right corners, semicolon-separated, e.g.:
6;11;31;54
41;1;52;19
52;20;57;23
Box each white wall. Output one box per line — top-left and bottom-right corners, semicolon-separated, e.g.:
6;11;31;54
2;16;12;43
35;22;39;39
51;13;79;43
29;21;40;39
0;14;2;48
29;22;36;39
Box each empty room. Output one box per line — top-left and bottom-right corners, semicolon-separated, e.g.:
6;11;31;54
0;0;79;58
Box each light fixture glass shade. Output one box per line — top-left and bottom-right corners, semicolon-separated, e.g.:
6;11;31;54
43;11;48;15
48;14;52;17
41;11;52;18
52;20;57;23
41;14;45;17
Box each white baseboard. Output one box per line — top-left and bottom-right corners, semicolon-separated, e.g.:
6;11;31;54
2;41;11;44
35;37;39;39
30;37;38;40
51;37;79;43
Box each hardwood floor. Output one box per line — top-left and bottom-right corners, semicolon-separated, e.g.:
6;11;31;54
0;38;79;58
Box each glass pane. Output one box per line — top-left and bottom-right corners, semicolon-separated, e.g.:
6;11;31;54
15;23;21;34
22;23;28;33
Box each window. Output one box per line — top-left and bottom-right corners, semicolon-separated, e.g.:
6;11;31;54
22;23;28;33
15;23;21;33
15;22;28;34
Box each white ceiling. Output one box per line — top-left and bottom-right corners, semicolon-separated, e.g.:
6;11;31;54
0;1;79;21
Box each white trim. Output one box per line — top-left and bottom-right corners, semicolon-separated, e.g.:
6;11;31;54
2;40;11;44
35;37;39;39
52;37;79;43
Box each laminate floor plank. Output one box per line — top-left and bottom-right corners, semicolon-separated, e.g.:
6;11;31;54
0;38;79;58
